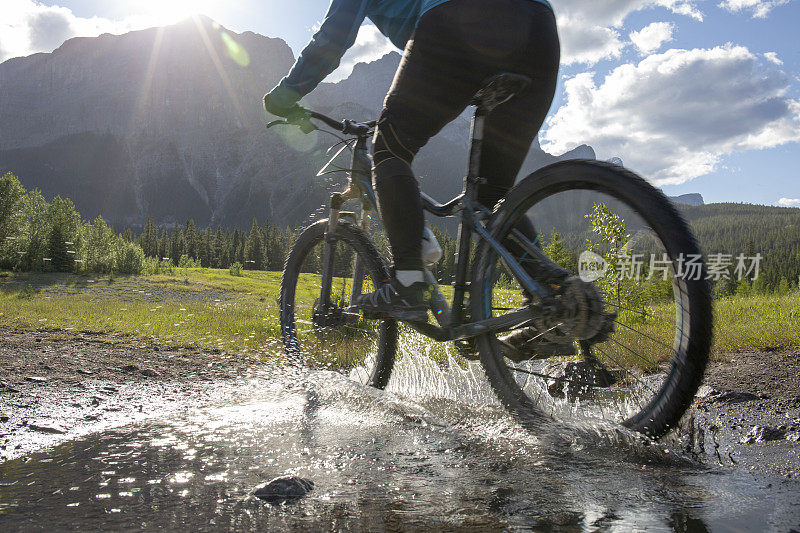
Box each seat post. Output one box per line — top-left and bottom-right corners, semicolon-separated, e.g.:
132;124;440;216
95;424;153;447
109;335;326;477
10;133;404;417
465;105;488;196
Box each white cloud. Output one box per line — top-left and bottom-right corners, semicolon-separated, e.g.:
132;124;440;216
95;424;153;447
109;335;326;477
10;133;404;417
540;45;800;185
778;197;800;206
327;24;395;82
718;0;791;18
764;52;783;65
0;0;174;63
630;22;675;54
558;22;626;65
554;0;702;64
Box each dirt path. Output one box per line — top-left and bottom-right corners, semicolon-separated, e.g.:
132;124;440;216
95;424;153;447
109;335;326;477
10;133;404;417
0;327;270;462
690;350;800;478
2;327;799;478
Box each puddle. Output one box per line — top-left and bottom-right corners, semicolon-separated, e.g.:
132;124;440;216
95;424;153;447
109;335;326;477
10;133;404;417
1;369;799;531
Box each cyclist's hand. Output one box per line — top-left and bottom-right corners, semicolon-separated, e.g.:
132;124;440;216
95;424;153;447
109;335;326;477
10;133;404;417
263;93;315;134
263;91;294;117
284;105;315;134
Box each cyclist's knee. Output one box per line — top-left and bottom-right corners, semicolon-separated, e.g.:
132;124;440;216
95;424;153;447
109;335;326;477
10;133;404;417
371;111;423;171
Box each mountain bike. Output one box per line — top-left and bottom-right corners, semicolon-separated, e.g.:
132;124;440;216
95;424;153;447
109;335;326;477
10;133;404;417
270;73;713;439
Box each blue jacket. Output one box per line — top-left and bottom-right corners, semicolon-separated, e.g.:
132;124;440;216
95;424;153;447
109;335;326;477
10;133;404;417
269;0;553;108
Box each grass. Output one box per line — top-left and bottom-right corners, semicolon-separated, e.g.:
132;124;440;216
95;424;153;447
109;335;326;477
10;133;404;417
1;270;798;369
0;269;285;358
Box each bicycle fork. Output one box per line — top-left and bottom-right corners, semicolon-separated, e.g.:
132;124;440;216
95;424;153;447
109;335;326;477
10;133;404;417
318;192;346;311
319;189;372;313
348;210;369;303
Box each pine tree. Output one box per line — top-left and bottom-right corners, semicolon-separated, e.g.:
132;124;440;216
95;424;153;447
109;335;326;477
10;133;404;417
141;216;158;257
47;225;70;272
158;229;170;260
184;219;197;260
544;230;577;272
244;218;265;270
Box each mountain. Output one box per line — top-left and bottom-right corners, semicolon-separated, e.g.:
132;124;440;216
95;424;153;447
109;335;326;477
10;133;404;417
669;193;705;206
0;17;628;230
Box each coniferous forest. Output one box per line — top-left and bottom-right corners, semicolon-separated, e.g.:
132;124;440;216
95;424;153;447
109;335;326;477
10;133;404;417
2;171;798;295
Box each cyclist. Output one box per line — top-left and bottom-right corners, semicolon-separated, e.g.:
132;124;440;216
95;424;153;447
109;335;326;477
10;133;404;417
264;0;560;323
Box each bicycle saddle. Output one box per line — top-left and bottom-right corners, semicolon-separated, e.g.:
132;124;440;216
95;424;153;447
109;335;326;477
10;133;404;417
471;72;532;112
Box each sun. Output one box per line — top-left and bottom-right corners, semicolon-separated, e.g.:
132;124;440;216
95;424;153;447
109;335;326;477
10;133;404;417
130;0;220;25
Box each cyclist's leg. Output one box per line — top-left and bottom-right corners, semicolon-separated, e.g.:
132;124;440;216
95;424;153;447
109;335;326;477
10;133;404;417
372;5;479;273
476;3;560;264
355;5;482;317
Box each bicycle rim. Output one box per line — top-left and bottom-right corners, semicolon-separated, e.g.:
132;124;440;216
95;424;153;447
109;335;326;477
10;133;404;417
472;161;713;438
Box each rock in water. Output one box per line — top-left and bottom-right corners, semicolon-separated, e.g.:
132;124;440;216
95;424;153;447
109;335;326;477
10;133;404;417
254;476;314;503
740;425;788;444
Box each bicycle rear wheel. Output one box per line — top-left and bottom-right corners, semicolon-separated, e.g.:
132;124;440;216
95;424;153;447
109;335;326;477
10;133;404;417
471;160;713;439
280;219;398;388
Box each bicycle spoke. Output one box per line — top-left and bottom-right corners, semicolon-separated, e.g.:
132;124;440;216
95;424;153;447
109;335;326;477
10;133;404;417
508;365;602;388
600;299;654;319
594;345;658;395
612;319;675;352
605;335;662;369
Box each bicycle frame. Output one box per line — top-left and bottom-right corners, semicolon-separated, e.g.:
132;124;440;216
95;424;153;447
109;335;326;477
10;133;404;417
317;107;562;343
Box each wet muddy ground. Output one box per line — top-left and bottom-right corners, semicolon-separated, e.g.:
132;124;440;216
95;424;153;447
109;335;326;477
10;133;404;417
0;328;263;463
2;328;800;530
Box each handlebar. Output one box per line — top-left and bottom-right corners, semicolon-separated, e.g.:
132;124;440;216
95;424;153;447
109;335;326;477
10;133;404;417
266;108;375;137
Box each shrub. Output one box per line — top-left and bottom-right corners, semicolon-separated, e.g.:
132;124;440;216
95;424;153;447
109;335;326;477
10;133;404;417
178;254;201;269
229;261;243;277
79;217;116;273
114;239;145;274
143;256;160;275
158;258;174;274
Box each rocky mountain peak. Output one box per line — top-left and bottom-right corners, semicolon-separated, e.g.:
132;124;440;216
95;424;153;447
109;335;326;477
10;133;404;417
0;19;637;230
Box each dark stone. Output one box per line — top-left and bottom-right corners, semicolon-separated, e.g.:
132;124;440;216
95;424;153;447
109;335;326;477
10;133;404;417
0;414;9;422
121;364;139;372
254;476;314;503
28;423;66;434
139;369;158;377
741;425;788;444
712;391;760;404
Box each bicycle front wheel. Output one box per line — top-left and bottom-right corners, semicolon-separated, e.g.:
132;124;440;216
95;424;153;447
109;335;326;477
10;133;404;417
472;160;713;439
280;219;398;388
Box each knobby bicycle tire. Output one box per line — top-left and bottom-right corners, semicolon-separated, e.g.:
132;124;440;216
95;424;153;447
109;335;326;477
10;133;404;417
280;220;398;388
471;160;713;439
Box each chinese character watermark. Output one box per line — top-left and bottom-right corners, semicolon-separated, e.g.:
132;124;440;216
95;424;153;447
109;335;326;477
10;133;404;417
583;251;763;282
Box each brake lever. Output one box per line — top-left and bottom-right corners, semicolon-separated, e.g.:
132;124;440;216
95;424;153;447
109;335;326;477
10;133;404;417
266;118;316;134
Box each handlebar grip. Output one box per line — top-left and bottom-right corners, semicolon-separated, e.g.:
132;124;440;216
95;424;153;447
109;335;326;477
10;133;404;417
309;111;346;131
265;108;373;136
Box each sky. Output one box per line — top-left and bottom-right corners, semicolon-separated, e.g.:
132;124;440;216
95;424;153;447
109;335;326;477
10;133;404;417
1;0;799;206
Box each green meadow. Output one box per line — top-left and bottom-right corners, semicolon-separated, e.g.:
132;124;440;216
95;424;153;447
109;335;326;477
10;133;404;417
1;269;798;369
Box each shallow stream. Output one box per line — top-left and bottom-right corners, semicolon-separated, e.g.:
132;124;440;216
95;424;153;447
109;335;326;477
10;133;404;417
1;358;799;531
